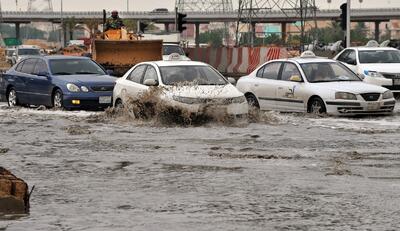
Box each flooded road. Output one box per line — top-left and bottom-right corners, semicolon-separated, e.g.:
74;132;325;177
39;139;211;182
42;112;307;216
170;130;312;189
1;102;400;230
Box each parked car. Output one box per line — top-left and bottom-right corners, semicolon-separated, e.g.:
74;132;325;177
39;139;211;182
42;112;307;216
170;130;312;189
11;45;42;65
334;47;400;93
113;59;248;116
162;43;191;61
150;8;169;14
0;56;116;110
5;48;16;65
236;51;395;116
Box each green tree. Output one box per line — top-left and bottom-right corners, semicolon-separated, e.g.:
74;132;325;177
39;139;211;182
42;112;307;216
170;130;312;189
309;22;343;44
198;29;224;47
351;22;369;44
63;17;77;40
122;19;137;32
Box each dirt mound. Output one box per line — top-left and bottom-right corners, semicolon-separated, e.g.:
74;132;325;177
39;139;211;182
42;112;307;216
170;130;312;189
0;167;30;215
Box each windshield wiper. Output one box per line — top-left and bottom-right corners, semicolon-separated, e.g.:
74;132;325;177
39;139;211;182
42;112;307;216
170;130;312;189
75;72;100;75
53;72;72;75
311;80;333;83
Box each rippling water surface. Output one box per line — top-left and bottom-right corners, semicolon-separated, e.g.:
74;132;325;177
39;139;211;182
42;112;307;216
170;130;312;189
1;103;400;230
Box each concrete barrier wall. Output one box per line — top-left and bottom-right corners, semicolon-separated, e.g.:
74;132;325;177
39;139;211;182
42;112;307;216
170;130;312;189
186;47;288;76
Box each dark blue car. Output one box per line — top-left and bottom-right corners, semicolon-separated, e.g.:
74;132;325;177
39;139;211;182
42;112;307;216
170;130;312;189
0;56;117;110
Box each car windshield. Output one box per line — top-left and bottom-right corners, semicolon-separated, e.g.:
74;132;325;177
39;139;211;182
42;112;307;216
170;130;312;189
159;65;228;86
359;50;400;63
301;62;361;83
50;59;106;76
18;49;40;56
163;45;185;55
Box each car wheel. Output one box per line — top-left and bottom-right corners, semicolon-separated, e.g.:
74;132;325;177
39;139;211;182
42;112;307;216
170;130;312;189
309;97;326;114
245;94;260;109
7;87;18;107
53;89;64;109
115;99;124;109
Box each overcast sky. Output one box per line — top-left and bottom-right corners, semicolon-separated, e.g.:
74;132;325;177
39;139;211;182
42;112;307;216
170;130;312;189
1;0;399;11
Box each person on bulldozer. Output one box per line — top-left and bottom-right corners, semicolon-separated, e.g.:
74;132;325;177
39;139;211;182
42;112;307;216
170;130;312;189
105;10;125;31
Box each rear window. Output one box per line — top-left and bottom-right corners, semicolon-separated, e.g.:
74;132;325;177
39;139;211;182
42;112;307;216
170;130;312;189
163;45;185;56
17;49;40;56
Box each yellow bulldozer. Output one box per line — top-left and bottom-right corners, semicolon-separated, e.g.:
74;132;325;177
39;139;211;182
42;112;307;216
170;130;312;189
93;26;163;77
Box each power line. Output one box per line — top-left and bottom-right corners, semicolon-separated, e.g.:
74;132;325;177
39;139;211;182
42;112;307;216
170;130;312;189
236;0;318;48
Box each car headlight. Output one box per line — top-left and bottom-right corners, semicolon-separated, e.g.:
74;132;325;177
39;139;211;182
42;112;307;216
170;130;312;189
364;70;384;78
81;86;89;92
383;90;394;99
335;92;357;100
229;96;246;104
67;83;80;92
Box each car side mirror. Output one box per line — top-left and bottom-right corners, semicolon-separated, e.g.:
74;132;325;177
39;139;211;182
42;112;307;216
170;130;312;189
358;73;365;79
106;69;114;76
227;77;236;85
289;75;302;82
143;79;159;86
347;60;356;65
37;71;50;78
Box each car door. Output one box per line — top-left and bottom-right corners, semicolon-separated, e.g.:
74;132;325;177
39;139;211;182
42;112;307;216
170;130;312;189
29;59;53;106
252;62;282;110
119;65;147;101
18;59;38;105
275;62;307;112
9;61;29;104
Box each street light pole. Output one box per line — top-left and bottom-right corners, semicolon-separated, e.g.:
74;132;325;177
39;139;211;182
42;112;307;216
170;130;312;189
60;0;65;47
346;0;351;48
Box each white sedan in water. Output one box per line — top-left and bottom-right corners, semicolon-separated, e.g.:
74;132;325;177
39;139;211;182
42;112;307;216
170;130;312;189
113;60;248;116
334;47;400;92
236;52;396;116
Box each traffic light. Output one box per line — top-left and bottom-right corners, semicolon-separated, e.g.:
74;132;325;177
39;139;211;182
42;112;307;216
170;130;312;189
139;22;148;33
177;12;187;33
340;3;347;31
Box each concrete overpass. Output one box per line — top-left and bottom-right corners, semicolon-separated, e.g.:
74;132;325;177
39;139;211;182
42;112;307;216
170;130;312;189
1;8;400;24
1;8;400;44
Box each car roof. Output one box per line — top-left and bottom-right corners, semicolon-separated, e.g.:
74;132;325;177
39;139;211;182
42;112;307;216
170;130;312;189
163;43;180;46
347;47;398;51
151;60;208;67
283;57;337;64
42;55;91;60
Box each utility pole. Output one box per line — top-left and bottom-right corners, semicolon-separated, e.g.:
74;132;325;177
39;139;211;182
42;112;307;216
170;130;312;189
127;0;129;12
346;0;350;48
61;0;66;47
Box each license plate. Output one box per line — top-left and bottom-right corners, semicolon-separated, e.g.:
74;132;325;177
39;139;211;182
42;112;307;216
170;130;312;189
99;96;112;104
367;102;380;111
393;79;400;85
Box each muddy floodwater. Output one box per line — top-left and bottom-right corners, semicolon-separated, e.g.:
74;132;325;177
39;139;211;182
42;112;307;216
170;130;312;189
1;102;400;230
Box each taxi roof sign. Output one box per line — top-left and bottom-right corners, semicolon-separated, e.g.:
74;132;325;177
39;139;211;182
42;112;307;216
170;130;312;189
300;51;317;58
168;53;183;61
366;40;379;47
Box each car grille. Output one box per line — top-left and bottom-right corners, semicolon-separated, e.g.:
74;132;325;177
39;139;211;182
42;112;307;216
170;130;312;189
381;73;400;79
202;98;240;105
91;86;114;92
361;93;381;101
